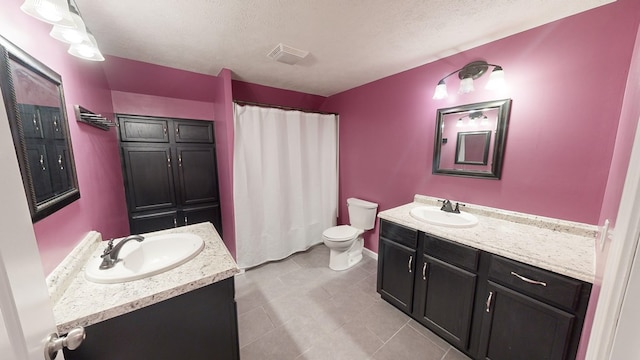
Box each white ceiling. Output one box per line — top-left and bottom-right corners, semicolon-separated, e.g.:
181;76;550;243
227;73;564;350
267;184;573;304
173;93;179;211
75;0;614;97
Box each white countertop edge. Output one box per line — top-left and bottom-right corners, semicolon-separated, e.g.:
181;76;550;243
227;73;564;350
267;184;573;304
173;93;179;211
378;199;595;284
51;222;240;334
47;231;103;305
56;268;238;333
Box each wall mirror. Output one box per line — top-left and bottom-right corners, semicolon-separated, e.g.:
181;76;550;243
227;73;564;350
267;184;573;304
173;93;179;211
433;99;511;179
0;36;80;222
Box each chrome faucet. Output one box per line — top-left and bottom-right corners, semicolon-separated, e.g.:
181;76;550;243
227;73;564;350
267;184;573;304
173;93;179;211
439;199;464;214
99;235;145;270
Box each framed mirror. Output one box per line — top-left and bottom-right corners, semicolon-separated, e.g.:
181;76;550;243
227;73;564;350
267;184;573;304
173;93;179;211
433;99;511;179
0;36;80;222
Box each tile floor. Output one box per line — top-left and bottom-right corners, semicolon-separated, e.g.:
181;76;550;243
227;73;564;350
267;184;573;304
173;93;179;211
234;244;472;360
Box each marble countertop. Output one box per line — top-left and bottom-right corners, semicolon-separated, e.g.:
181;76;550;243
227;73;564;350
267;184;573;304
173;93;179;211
49;222;239;333
378;195;596;283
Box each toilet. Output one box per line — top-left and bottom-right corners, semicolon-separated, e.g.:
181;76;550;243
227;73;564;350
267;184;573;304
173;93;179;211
322;197;378;271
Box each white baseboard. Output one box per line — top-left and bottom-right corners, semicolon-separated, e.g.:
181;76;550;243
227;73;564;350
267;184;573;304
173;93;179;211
363;247;378;260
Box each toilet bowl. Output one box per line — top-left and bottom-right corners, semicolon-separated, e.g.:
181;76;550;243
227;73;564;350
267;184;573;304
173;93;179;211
322;198;378;271
322;225;365;271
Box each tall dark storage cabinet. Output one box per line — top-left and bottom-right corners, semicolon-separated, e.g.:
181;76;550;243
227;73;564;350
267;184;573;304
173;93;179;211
118;115;222;236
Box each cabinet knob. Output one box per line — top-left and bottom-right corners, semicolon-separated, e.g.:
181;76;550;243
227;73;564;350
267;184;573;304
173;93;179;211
167;155;171;168
58;155;64;170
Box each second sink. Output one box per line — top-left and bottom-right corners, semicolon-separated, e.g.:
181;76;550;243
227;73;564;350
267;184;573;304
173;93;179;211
409;206;479;228
85;233;205;284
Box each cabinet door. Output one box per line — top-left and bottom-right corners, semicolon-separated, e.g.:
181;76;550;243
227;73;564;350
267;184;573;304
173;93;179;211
377;238;416;314
130;210;178;234
182;204;222;236
176;145;219;206
479;282;574;360
122;145;177;212
119;117;170;143
18;104;44;139
414;255;477;350
25;143;53;202
174;120;214;143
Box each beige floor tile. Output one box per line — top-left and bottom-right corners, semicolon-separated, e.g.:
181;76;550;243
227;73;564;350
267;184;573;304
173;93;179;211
372;324;447;360
238;306;275;347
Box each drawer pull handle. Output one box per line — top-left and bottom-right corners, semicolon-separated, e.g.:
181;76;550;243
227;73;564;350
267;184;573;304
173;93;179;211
486;291;493;312
408;255;413;273
422;262;428;281
511;271;547;287
173;218;177;228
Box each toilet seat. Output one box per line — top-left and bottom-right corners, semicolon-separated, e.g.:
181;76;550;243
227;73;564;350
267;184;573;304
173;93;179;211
322;225;360;241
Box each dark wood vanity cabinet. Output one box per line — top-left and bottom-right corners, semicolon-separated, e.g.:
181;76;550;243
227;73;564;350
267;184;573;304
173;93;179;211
377;219;591;360
63;277;239;360
377;220;418;314
414;234;479;350
118;115;222;236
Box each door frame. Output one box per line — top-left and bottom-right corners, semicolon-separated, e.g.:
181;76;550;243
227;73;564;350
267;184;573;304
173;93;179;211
585;111;640;359
0;72;63;359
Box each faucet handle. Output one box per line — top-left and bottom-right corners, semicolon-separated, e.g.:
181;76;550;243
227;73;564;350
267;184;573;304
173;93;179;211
453;202;466;213
101;239;114;257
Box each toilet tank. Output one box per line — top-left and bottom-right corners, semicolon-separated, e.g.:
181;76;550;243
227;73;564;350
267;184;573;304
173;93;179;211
347;198;379;230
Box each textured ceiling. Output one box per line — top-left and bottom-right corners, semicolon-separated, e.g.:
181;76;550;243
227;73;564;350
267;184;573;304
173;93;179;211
75;0;614;97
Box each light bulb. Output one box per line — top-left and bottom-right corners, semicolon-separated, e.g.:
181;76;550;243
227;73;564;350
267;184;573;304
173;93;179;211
36;1;62;21
433;81;448;100
456;119;463;128
458;77;474;94
486;67;506;90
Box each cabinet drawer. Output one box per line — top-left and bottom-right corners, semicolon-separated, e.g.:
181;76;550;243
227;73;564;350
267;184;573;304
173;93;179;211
424;235;479;272
174;120;214;143
488;255;583;311
119;117;170;142
380;219;417;249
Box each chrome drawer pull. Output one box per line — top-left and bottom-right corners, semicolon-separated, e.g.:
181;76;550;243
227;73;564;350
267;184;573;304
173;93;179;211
422;262;427;281
486;291;493;312
408;255;413;273
511;271;547;287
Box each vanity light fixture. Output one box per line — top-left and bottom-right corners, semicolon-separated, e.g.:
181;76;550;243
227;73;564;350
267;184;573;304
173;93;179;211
20;0;74;27
432;61;505;99
457;111;488;127
21;0;105;61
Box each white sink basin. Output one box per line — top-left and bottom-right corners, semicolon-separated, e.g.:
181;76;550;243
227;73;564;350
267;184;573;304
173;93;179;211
409;206;479;228
85;233;205;284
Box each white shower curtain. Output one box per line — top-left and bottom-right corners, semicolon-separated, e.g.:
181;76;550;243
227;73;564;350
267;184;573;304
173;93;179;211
233;104;338;269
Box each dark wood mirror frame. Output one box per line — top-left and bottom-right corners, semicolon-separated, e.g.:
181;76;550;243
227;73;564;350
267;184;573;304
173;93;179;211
0;36;80;222
433;99;512;179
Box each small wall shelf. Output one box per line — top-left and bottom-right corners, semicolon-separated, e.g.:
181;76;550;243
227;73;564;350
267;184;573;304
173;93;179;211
74;105;115;131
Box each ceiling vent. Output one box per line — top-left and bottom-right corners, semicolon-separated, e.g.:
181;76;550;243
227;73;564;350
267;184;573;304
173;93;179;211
267;43;309;65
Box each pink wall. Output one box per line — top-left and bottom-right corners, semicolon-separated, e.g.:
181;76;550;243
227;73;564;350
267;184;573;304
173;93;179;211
213;69;236;257
321;0;640;257
103;56;218;102
0;0;129;274
111;91;215;120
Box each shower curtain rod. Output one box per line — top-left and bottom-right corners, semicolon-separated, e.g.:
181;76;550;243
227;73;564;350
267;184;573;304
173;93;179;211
233;100;338;116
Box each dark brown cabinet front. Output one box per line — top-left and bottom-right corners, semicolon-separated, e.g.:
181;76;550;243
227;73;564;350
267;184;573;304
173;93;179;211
377;237;416;314
414;255;477;349
119;115;222;236
479;282;574;360
122;145;177;213
377;219;591;360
